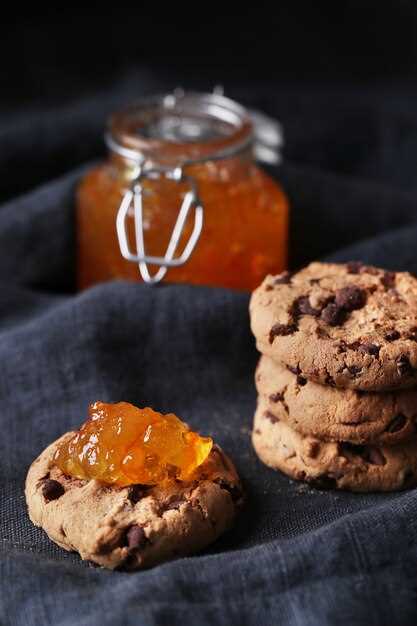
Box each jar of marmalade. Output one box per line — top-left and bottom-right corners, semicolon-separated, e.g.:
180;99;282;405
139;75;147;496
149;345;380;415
77;92;289;290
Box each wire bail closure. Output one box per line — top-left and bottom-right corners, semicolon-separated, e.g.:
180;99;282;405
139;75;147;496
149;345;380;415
116;164;204;284
110;89;283;285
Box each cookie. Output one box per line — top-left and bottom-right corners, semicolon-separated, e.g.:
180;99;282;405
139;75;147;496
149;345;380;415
252;399;417;492
250;262;417;391
256;355;417;445
25;434;243;570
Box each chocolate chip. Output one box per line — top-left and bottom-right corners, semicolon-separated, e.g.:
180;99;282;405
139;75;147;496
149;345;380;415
127;484;150;504
335;286;367;311
274;271;292;285
264;410;279;424
126;525;147;550
321;303;346;326
287;365;301;375
381;271;396;290
385;413;407;433
358;343;380;357
348;365;362;376
296;375;307;386
269;392;284;403
42;479;65;502
385;330;400;342
339;442;364;457
269;323;297;343
292;295;320;317
397;355;413;376
215;479;243;504
264;387;288;412
346;261;363;274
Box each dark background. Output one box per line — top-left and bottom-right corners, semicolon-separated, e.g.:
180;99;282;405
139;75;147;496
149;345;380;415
3;2;417;199
4;2;417;107
3;5;417;626
2;1;417;266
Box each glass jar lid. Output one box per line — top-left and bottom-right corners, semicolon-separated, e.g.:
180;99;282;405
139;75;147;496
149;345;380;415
107;92;254;166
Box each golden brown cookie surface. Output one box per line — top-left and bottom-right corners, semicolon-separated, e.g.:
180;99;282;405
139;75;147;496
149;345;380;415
250;262;417;391
256;355;417;445
25;433;243;570
252;399;417;492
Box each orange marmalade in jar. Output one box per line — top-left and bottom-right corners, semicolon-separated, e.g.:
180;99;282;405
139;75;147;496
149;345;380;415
77;92;289;290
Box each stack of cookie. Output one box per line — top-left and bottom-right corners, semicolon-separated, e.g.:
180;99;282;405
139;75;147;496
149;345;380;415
250;261;417;492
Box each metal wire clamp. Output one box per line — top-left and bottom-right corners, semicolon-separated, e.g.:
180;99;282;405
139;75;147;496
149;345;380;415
116;165;204;284
110;89;283;285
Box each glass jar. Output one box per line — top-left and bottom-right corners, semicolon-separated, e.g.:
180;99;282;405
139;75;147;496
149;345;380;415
77;92;289;290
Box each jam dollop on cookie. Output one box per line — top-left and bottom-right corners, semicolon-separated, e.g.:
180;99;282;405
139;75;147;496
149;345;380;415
54;401;212;486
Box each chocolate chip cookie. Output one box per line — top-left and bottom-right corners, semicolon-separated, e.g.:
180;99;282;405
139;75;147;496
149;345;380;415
256;355;417;445
252;399;417;492
250;262;417;391
25;434;243;570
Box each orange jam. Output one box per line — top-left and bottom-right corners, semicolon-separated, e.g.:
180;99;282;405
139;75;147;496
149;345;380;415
77;93;289;291
54;401;213;486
